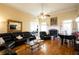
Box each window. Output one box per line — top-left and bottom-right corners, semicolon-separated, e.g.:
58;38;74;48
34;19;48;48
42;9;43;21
76;17;79;31
40;22;48;32
30;22;38;32
61;20;72;35
30;22;48;32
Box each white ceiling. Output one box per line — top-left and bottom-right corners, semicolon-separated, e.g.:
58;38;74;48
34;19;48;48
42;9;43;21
5;3;79;16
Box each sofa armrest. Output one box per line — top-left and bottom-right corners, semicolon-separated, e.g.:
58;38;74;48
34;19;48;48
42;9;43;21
5;41;15;48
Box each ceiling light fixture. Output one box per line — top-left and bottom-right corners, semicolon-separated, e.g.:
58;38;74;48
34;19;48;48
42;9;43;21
39;3;50;19
40;3;46;19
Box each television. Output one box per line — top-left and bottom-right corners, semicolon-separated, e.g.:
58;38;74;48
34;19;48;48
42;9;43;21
10;25;17;29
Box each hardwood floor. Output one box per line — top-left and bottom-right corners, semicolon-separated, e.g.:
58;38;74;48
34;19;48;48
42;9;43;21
13;39;76;55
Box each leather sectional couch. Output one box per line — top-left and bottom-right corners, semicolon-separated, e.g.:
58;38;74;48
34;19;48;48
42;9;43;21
0;32;36;54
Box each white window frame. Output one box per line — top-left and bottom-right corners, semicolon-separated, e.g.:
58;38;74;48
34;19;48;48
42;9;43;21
61;20;72;35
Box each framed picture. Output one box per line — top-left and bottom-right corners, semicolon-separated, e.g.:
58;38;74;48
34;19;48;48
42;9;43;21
50;17;57;25
7;20;22;32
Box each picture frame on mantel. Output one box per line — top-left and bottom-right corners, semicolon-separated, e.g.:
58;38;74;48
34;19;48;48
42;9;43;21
50;17;57;26
7;19;22;32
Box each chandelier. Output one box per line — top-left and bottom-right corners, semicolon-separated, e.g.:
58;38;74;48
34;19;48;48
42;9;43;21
39;3;50;19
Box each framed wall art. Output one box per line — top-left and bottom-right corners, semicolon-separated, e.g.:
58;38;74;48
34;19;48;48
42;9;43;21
50;17;57;26
7;20;22;32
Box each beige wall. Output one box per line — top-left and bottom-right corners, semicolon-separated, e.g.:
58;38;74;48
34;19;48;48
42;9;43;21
0;4;34;33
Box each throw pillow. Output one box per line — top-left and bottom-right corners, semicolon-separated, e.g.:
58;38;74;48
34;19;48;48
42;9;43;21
0;37;5;45
16;35;23;40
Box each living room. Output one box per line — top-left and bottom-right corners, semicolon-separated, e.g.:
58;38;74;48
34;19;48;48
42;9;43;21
0;3;79;55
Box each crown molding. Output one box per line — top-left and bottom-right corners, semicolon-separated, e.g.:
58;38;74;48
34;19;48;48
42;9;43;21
50;7;77;16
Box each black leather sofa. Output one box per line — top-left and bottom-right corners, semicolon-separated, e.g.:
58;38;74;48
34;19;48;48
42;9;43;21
40;31;51;40
0;32;36;53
